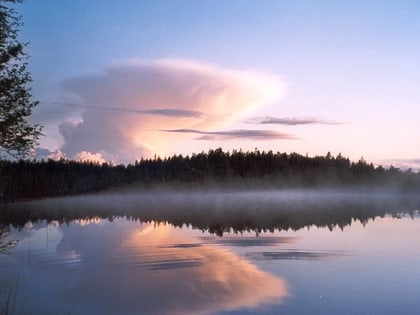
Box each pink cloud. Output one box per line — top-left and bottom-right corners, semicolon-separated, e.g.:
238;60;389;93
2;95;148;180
74;151;106;164
58;59;286;163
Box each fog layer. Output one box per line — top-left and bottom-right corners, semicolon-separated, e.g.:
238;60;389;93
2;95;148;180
4;188;420;235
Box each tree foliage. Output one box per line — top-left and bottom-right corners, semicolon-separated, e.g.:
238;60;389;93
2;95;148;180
0;0;42;157
1;149;419;202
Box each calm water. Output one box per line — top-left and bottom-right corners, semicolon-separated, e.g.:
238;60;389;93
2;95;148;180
1;191;420;314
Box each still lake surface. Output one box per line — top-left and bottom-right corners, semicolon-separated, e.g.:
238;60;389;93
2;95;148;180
1;190;420;314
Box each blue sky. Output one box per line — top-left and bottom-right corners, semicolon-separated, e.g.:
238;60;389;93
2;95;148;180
16;0;420;167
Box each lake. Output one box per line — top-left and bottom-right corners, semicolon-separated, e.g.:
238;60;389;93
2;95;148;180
1;189;420;314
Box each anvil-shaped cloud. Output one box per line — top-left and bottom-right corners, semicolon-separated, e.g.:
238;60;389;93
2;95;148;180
58;59;286;163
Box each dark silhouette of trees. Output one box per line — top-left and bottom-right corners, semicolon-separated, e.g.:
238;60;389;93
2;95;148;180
2;187;419;236
0;0;42;158
1;148;419;202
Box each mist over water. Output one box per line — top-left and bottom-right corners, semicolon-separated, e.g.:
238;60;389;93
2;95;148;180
3;187;420;234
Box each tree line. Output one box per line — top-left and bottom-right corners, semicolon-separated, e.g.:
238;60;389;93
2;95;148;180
1;148;419;202
2;186;419;236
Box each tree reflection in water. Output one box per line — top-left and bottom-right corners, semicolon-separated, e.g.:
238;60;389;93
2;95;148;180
2;189;419;235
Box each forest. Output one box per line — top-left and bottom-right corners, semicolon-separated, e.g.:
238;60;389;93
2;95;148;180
3;191;419;236
1;148;419;202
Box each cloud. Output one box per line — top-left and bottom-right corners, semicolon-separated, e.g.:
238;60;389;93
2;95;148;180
74;151;106;163
161;129;295;140
57;59;286;163
377;158;420;171
33;147;67;161
33;147;54;160
246;116;343;125
58;102;204;118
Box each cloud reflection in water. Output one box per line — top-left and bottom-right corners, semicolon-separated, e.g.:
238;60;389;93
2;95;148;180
4;219;288;315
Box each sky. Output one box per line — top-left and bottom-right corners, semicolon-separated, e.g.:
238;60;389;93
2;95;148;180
15;0;420;167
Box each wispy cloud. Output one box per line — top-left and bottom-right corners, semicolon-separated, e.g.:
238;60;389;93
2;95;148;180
161;129;295;140
57;102;203;118
246;116;343;126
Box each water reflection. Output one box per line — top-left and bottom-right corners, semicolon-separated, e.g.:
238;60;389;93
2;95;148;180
0;226;18;254
0;219;288;315
1;195;420;315
247;250;344;261
2;189;420;235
